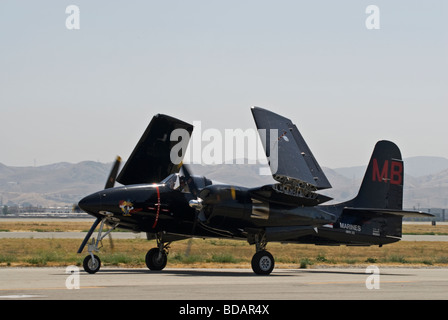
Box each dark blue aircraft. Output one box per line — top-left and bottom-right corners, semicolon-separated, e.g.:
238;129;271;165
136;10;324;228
78;107;431;274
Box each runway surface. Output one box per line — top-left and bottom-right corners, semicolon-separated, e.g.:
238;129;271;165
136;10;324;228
0;267;447;301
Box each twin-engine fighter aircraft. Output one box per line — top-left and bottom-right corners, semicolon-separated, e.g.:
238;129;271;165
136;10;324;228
77;107;431;275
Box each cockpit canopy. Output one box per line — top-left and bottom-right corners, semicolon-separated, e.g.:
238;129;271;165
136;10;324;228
161;173;213;192
161;173;187;191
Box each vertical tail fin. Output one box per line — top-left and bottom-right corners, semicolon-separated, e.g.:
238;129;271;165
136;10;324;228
353;140;404;210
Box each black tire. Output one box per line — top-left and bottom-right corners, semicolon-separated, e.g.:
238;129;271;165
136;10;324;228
83;254;101;274
251;251;275;275
145;248;168;271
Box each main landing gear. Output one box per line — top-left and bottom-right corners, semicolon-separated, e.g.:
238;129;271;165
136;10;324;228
145;233;170;271
250;233;275;275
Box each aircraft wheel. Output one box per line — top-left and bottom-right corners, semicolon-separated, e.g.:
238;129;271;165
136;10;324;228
251;251;275;275
145;248;168;271
83;254;101;274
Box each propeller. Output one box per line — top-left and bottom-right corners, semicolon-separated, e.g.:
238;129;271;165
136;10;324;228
181;163;237;221
105;156;122;189
180;164;238;256
181;163;203;257
181;163;203;210
102;156;122;250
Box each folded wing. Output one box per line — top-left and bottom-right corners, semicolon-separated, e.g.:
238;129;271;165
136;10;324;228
116;114;193;185
251;106;331;190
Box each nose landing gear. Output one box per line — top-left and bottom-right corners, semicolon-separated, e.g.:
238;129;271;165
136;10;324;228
79;217;118;274
83;254;101;274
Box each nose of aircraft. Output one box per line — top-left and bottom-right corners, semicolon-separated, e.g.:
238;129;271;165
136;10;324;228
78;192;101;215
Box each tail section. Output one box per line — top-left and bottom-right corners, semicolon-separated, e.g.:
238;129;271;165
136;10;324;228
318;140;432;246
352;140;403;210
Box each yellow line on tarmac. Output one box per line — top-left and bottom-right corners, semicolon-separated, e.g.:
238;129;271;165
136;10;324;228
0;286;105;291
308;280;414;285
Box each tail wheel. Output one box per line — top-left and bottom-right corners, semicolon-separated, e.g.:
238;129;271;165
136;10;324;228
251;251;275;275
145;248;168;271
83;254;101;274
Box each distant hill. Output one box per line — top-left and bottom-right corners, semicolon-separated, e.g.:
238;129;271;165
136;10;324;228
1;156;448;209
332;156;448;180
0;161;111;207
326;156;448;208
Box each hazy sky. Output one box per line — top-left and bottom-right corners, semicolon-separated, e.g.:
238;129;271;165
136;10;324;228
1;1;447;169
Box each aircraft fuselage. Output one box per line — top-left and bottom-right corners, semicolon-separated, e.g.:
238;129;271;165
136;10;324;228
79;182;400;246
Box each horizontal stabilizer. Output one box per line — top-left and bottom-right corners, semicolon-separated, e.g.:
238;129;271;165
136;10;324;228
343;207;434;218
251;106;331;190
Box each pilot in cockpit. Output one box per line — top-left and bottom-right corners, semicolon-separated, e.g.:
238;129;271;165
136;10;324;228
164;174;189;192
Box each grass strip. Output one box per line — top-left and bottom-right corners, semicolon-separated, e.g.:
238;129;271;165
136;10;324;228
1;238;448;269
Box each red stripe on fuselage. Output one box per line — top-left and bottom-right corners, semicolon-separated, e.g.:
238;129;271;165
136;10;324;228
152;185;161;229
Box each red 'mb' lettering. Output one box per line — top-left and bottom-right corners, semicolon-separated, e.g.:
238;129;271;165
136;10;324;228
390;160;403;185
372;159;388;182
372;159;403;185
